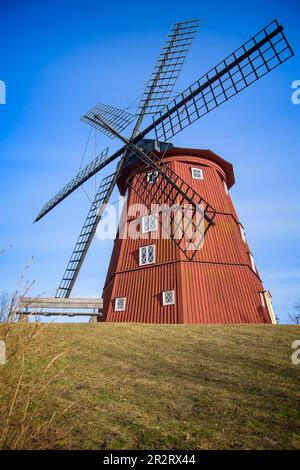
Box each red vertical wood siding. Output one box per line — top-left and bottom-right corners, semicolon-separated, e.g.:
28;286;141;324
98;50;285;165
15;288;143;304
101;147;273;324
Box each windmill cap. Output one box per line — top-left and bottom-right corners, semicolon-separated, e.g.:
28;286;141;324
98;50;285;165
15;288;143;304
117;145;235;195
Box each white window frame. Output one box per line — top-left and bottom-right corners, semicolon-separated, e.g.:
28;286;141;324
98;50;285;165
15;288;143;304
147;170;159;184
139;244;155;266
162;290;175;306
239;224;246;243
249;253;256;273
142;213;158;234
191;167;204;180
259;292;266;308
115;297;126;312
223;180;229;195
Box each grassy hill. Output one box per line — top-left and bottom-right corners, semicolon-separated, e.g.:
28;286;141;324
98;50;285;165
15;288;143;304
1;323;300;449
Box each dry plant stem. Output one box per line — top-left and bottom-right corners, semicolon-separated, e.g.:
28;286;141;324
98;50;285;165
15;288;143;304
0;259;74;449
0;345;73;449
0;355;25;447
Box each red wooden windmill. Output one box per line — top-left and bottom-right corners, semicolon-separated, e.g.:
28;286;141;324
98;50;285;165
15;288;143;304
35;19;293;323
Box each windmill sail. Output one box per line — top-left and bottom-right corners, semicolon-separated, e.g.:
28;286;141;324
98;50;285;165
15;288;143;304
151;19;294;141
35;147;111;222
56;172;117;298
35;21;293;224
137;19;202;115
81;103;135;139
126;142;216;260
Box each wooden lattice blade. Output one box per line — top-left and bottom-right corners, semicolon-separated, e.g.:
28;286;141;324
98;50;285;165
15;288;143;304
151;19;294;141
81;103;135;139
56;172;117;298
137;18;202;116
126;142;216;260
35;147;112;222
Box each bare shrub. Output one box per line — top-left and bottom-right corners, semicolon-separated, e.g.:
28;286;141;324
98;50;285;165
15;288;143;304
288;300;300;325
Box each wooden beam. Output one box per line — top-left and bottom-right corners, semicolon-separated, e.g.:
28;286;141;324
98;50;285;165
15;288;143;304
19;297;103;309
19;311;102;317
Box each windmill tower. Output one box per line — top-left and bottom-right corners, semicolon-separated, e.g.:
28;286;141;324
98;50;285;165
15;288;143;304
33;19;293;323
102;144;275;323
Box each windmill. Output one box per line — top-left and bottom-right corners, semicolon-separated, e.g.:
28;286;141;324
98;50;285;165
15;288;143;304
30;19;293;323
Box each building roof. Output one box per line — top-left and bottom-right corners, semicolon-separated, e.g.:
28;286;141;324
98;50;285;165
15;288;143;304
117;145;235;195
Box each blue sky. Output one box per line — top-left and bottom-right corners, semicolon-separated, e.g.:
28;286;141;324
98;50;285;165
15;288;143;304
0;0;299;323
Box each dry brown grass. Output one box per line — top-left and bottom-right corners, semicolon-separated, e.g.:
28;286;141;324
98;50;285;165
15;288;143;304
0;272;75;449
1;322;299;450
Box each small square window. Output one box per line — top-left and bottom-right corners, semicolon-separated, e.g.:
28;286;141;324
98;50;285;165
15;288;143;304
142;214;158;233
115;297;126;311
147;171;159;184
162;290;175;306
139;245;155;266
191;167;203;180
